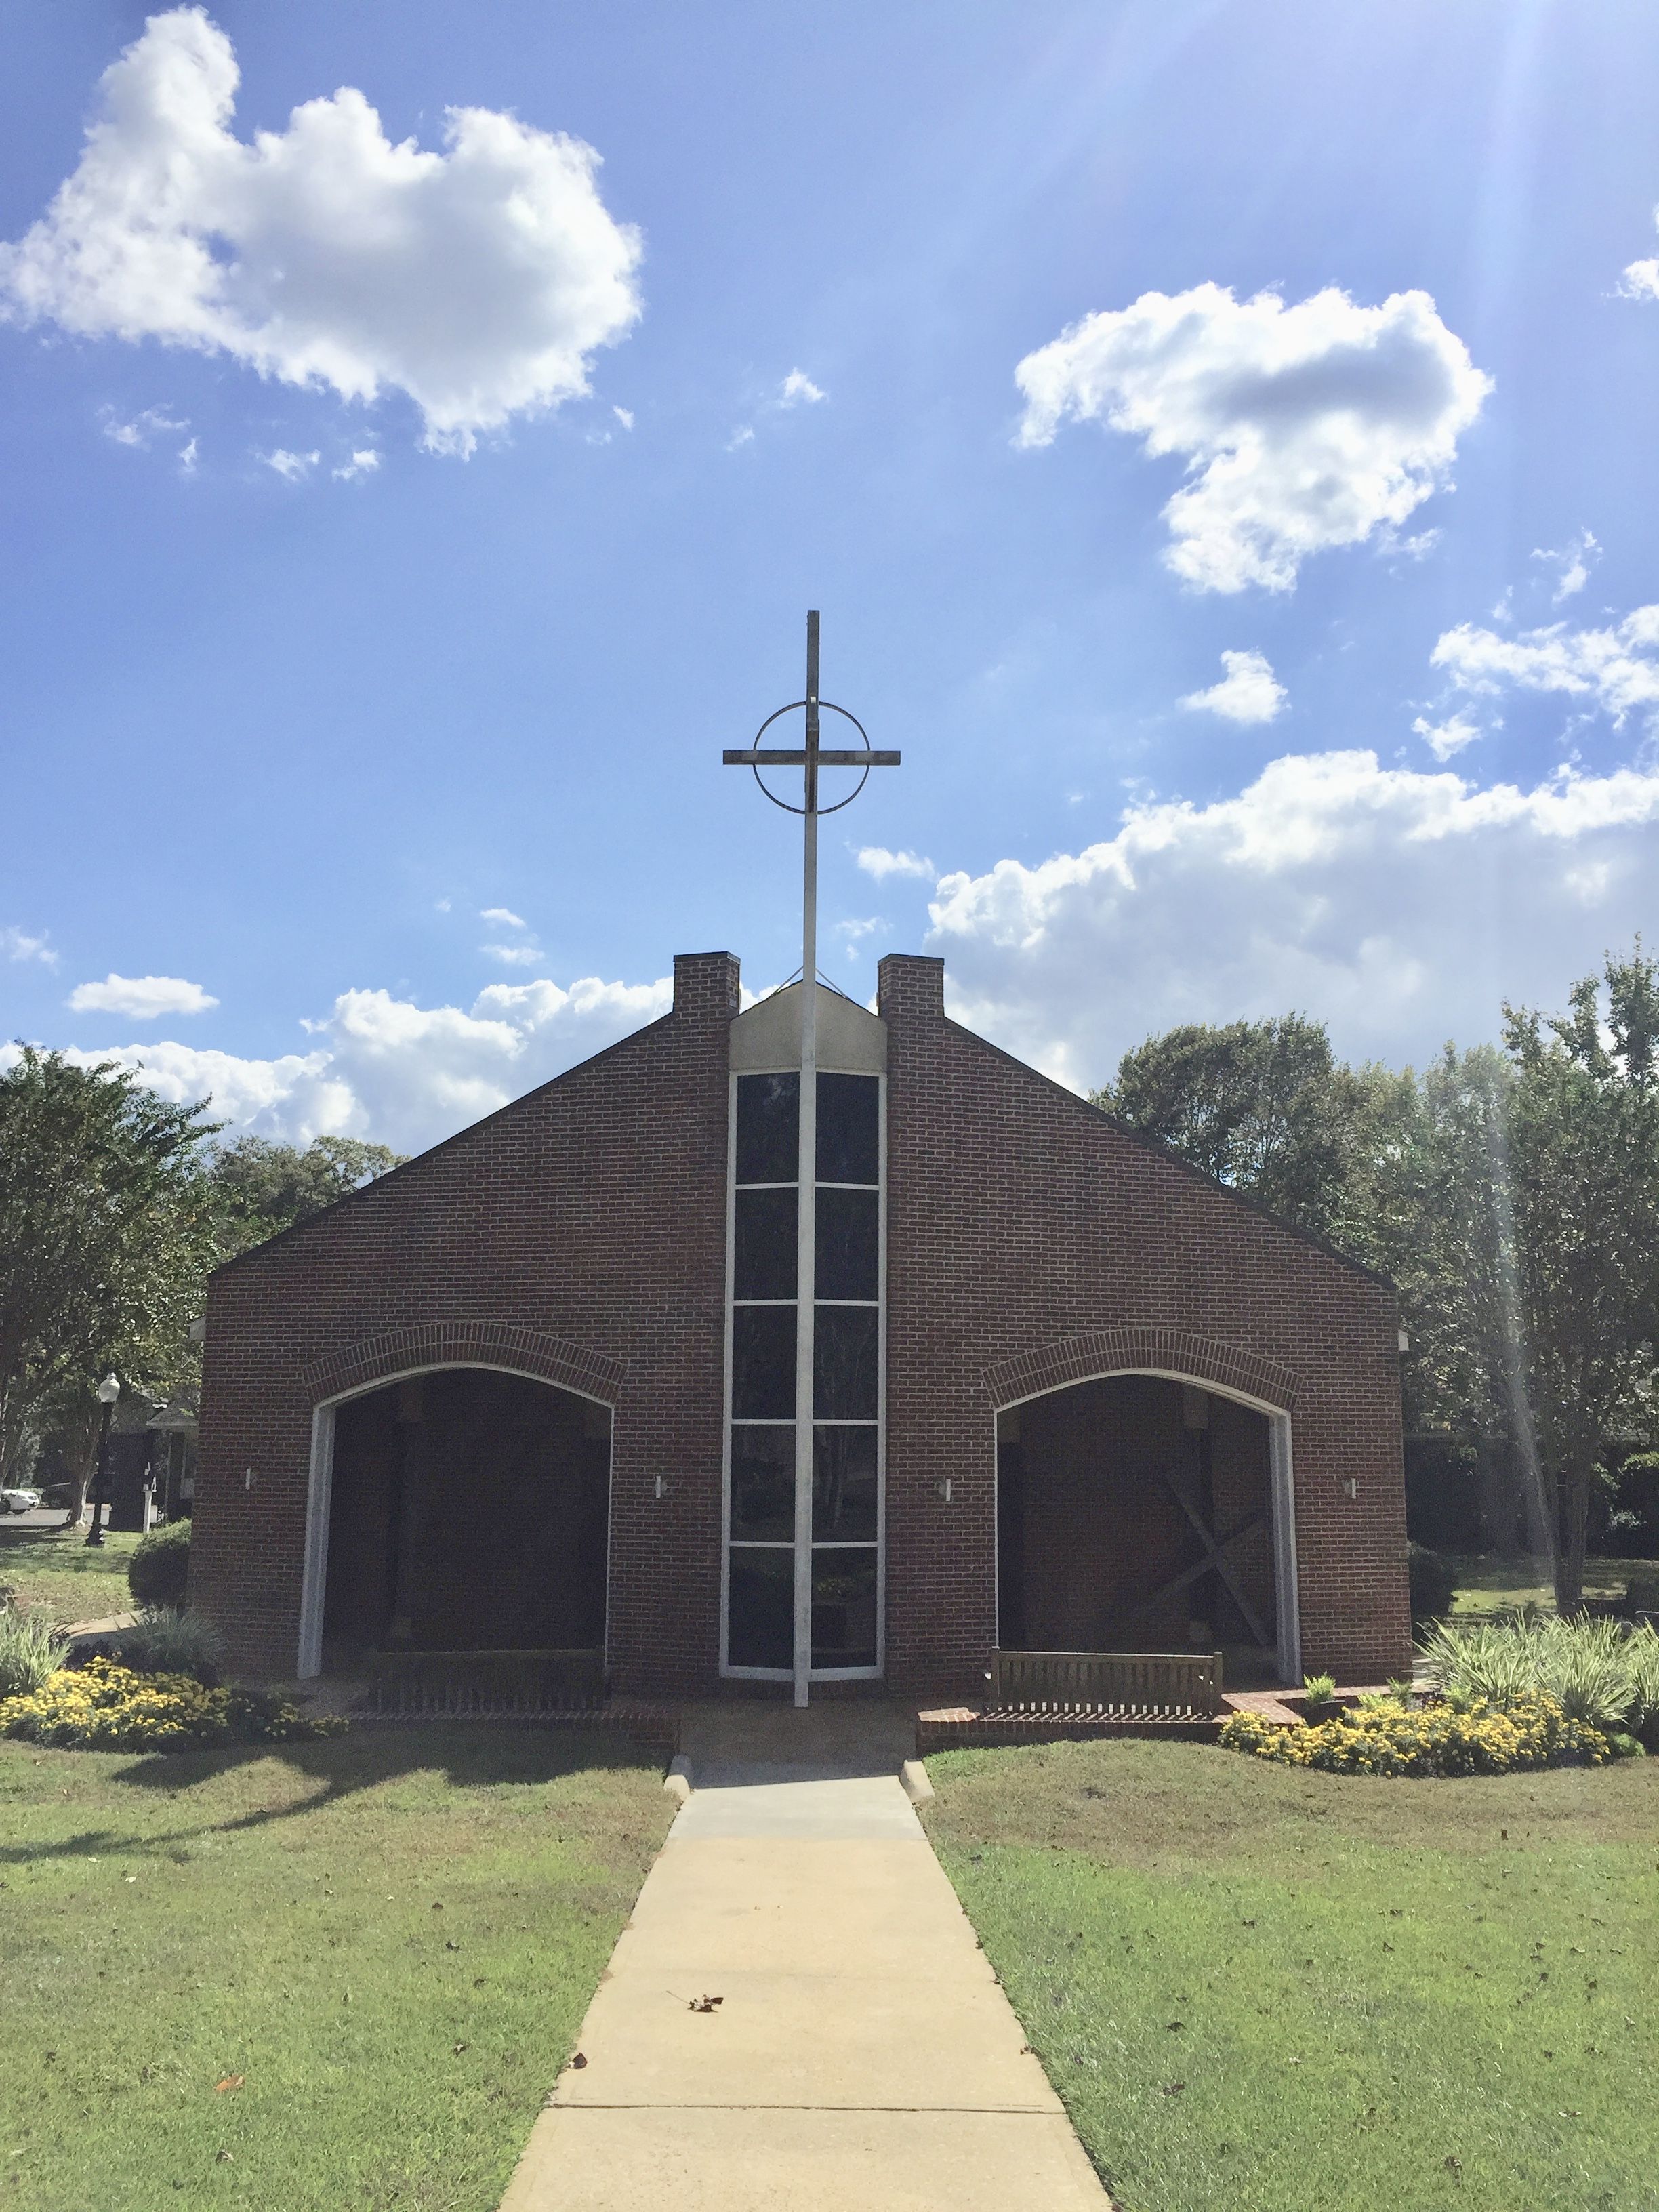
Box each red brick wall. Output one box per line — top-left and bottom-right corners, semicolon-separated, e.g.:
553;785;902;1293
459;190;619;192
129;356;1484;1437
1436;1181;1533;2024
192;952;739;1685
877;953;1410;1692
194;945;1409;1695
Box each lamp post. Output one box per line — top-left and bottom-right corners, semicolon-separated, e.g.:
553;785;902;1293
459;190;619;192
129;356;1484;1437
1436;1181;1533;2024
84;1373;121;1549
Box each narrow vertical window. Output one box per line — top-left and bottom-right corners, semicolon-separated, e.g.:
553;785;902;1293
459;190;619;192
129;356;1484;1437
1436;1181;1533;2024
725;1065;883;1678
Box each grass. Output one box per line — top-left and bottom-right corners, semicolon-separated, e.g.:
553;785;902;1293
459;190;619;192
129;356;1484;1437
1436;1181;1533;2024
0;1522;142;1626
1446;1554;1658;1620
0;1724;672;2211
924;1737;1659;2212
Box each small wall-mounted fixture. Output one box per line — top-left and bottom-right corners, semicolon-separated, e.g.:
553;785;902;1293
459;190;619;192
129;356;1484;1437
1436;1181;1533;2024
937;1478;952;1503
243;1467;255;1490
1342;1477;1358;1500
654;1474;668;1500
1398;1326;1410;1353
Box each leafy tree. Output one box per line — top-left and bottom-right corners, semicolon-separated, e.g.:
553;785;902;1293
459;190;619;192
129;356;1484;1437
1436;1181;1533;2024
210;1134;405;1261
1492;949;1659;1608
0;1049;218;1513
1095;1014;1410;1246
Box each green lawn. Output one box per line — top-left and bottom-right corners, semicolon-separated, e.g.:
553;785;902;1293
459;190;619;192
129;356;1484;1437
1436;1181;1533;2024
0;1725;672;2211
924;1738;1659;2212
0;1522;141;1626
1445;1553;1657;1620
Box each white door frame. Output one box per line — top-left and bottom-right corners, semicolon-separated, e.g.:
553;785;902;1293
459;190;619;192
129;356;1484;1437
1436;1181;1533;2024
991;1366;1300;1687
297;1360;615;1681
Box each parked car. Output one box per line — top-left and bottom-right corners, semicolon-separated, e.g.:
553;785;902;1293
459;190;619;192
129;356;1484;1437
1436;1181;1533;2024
38;1483;72;1511
1;1487;41;1513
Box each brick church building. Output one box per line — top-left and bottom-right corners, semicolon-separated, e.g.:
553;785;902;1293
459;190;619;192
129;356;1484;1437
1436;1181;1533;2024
191;950;1412;1697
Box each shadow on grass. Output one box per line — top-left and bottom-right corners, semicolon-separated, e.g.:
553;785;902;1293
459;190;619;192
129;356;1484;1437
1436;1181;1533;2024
0;1723;661;1866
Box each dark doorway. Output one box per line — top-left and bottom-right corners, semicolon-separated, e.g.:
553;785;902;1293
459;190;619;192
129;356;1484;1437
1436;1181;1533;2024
997;1375;1277;1677
322;1369;610;1659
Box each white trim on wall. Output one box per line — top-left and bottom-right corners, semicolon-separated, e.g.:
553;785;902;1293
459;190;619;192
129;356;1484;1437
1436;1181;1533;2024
295;1359;615;1682
989;1364;1302;1690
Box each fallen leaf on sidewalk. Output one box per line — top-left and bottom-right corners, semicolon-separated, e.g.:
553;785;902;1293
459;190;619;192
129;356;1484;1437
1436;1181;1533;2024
689;1994;724;2013
567;2053;588;2070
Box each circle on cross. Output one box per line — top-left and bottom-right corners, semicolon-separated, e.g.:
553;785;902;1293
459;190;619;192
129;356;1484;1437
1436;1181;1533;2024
744;697;874;816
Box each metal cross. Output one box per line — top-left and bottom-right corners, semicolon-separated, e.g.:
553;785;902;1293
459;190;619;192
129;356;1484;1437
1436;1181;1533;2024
723;612;899;1706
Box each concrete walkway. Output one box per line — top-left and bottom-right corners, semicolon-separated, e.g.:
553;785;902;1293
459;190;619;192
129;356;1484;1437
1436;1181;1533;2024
499;1704;1109;2210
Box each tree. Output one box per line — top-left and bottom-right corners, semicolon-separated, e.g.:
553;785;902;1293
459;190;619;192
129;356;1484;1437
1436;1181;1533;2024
1492;949;1659;1608
0;1049;218;1514
210;1134;405;1261
1096;1013;1410;1246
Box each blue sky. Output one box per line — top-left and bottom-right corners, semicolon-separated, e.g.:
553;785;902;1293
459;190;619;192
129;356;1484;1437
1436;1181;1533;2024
3;2;1659;1147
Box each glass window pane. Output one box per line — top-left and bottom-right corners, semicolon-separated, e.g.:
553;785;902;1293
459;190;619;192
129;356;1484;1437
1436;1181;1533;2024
816;1072;879;1185
729;1547;794;1670
814;1304;878;1420
734;1186;798;1301
813;1426;878;1542
811;1547;878;1670
732;1305;797;1420
731;1426;796;1541
736;1072;798;1184
815;1185;877;1300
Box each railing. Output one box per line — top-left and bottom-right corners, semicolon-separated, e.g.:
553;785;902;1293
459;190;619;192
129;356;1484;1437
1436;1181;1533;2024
367;1646;606;1716
989;1648;1223;1719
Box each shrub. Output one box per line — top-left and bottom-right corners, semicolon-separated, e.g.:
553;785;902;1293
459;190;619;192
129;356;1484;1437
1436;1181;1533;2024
128;1519;190;1609
0;1607;70;1700
106;1606;224;1685
1408;1542;1458;1624
1418;1612;1659;1733
0;1656;345;1753
1220;1691;1607;1776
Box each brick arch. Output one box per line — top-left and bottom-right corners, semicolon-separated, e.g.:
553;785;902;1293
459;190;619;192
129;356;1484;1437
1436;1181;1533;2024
300;1322;623;1407
981;1327;1298;1413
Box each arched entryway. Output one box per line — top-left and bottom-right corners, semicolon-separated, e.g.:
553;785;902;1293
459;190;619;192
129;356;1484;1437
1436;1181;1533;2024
308;1366;611;1672
996;1371;1298;1687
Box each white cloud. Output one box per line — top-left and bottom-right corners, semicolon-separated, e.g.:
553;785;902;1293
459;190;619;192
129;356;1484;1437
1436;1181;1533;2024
479;906;527;930
1179;649;1286;725
729;367;828;449
0;7;642;455
481;942;543;967
612;405;634;430
1015;283;1490;592
1531;527;1599;604
855;846;935;882
178;434;198;472
1431;605;1659;726
7;968;674;1150
68;972;218;1018
1411;709;1486;761
926;748;1659;1088
99;402;188;448
333;448;380;480
2;926;58;967
1619;206;1659;301
263;447;319;482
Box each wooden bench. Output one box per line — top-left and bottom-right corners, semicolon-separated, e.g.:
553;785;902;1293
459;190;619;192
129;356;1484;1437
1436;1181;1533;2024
990;1647;1223;1717
916;1648;1225;1754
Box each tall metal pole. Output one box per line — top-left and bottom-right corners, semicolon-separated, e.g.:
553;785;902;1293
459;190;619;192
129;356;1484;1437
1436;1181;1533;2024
792;613;821;1708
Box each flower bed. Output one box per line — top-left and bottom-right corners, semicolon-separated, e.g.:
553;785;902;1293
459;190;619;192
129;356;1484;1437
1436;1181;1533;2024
1219;1690;1609;1776
0;1656;345;1753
